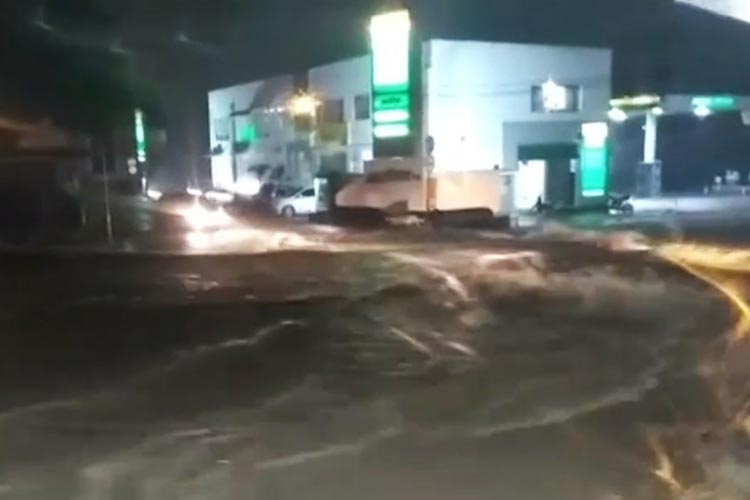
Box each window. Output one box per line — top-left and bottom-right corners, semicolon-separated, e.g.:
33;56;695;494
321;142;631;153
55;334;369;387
354;94;371;120
531;84;581;113
301;188;315;197
319;99;344;123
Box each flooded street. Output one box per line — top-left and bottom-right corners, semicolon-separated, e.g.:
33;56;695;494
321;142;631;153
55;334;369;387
0;227;746;499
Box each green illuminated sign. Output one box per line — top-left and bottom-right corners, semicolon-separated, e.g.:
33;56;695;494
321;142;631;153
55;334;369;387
691;96;736;111
370;10;412;139
134;109;147;163
239;124;257;143
373;109;410;124
371;10;411;91
373;93;410;111
374;123;410;139
580;122;609;198
580;147;608;197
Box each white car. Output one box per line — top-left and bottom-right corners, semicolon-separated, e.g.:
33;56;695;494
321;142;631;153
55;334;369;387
274;187;317;217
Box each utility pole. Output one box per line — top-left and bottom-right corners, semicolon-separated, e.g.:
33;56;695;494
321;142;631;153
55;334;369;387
229;101;237;185
101;148;113;244
643;110;659;164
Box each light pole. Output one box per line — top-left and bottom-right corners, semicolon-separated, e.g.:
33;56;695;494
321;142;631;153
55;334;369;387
229;101;237;186
643;110;659;165
101;147;113;244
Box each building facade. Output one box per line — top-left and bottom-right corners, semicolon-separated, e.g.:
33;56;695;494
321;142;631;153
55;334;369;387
207;40;611;208
423;41;611;171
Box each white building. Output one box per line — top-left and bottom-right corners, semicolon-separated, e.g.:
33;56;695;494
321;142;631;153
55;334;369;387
207;75;297;193
425;41;610;171
207;39;611;207
308;56;373;175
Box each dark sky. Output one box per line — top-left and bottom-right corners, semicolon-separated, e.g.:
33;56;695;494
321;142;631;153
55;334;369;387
3;0;750;189
0;0;676;128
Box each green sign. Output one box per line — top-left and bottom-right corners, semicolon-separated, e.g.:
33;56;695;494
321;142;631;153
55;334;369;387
373;93;410;111
134;109;147;163
580;147;608;197
580;122;609;198
238;124;257;143
692;96;736;111
370;10;412;139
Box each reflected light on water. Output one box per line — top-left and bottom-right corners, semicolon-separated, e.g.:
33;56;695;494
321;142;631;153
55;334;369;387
180;203;233;231
185;228;262;251
657;243;750;341
184;226;316;252
649;433;683;496
654;242;750;498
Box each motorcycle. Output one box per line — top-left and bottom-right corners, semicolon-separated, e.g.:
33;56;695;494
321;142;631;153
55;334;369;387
607;193;634;215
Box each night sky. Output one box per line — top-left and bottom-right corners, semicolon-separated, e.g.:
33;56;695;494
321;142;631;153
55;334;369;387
0;0;674;128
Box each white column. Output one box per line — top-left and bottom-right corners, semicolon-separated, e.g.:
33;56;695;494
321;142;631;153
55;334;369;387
643;111;658;164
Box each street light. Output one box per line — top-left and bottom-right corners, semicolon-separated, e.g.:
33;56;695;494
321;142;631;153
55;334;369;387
693;104;712;118
288;93;321;117
608;107;628;123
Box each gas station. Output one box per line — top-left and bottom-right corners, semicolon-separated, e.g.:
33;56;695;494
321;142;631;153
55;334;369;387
207;0;750;218
607;93;750;198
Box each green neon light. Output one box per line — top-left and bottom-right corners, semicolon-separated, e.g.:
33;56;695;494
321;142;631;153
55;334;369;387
370;9;412;144
579;122;609;198
580;145;608;198
691;96;736;111
373;109;410;124
373;93;410;111
374;123;410;138
239;124;257;143
134;109;147;163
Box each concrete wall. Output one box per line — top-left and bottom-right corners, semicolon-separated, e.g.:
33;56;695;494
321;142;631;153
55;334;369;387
308;56;373;173
424;40;611;172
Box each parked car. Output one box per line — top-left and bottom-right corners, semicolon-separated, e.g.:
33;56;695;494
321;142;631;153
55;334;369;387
273;187;317;217
272;184;303;200
257;183;300;202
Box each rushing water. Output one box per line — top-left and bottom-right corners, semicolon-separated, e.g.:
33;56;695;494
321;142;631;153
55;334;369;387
0;237;734;499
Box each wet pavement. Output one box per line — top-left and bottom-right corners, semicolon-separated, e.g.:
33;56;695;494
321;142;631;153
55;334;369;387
0;204;749;499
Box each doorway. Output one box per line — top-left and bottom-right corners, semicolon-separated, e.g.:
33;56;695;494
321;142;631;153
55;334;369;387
515;160;546;210
517;143;578;209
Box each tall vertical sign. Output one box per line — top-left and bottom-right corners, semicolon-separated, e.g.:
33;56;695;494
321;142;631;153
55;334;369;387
370;10;412;145
134;108;147;163
579;122;609;198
